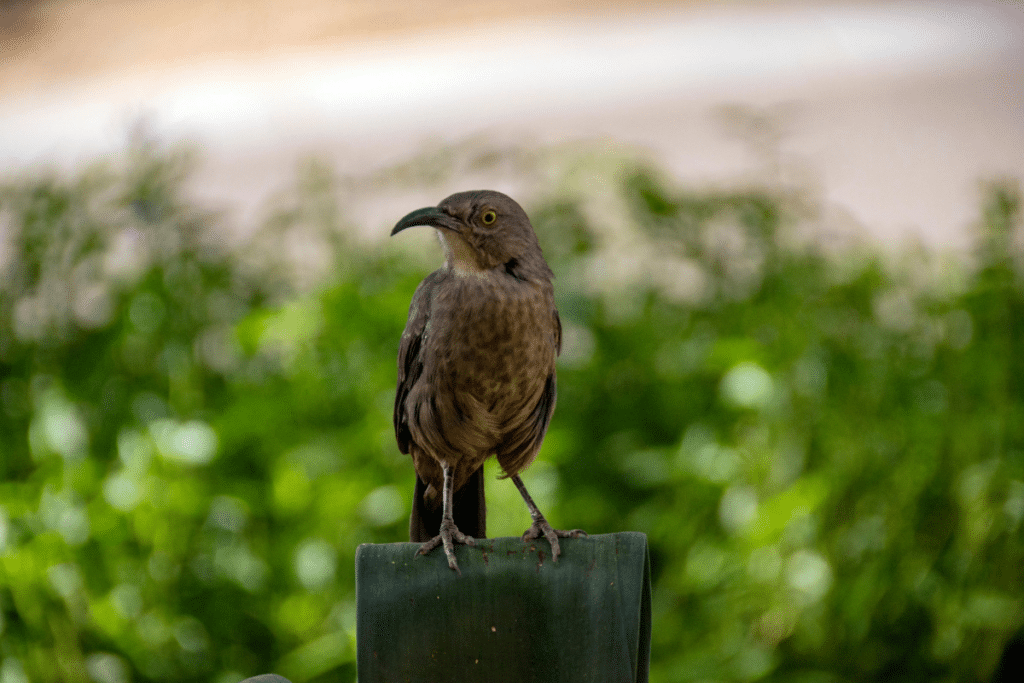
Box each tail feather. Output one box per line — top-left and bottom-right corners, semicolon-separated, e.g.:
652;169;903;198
409;467;487;542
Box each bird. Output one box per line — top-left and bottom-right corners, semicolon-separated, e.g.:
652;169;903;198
391;190;584;572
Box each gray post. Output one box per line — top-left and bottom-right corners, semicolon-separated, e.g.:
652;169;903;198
356;532;651;683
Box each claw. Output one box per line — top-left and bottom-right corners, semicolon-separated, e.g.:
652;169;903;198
510;473;585;562
418;517;475;572
522;518;586;562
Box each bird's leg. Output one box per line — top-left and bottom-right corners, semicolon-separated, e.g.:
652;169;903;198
417;461;475;572
512;474;586;562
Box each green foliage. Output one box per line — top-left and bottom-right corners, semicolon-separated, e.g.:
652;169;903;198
1;146;1022;683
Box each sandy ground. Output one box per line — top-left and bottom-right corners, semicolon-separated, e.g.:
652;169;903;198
0;0;685;96
2;0;1022;248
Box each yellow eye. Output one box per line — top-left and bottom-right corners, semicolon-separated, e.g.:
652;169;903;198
481;210;497;225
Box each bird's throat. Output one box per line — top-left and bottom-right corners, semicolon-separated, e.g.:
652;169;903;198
438;230;488;276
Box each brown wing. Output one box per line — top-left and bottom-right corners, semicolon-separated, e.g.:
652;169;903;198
554;308;562;355
394;270;444;455
495;308;561;477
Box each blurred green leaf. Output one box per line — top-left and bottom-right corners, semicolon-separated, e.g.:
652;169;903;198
1;146;1022;683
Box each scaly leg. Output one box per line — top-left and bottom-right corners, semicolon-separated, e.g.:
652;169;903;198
512;474;586;562
417;462;475;572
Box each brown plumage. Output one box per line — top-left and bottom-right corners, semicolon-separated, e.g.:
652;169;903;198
391;190;584;572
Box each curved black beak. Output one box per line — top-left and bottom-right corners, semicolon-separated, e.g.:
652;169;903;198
391;207;460;236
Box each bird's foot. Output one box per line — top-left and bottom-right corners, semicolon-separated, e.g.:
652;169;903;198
417;518;475;573
521;517;587;562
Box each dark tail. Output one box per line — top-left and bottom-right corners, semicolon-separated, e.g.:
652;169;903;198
409;467;487;542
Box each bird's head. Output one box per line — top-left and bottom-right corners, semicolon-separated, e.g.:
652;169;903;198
391;190;551;279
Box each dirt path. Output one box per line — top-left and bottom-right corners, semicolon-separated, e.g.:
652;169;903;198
2;1;1022;249
1;0;685;97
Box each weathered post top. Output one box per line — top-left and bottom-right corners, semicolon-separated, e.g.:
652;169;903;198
356;532;651;683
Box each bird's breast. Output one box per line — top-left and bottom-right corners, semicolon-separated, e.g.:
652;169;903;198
428;274;555;408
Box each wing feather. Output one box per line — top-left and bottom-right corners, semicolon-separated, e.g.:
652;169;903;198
394;270;444;454
495;370;557;477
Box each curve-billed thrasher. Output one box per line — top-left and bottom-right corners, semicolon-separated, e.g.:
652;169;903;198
391;190;584;572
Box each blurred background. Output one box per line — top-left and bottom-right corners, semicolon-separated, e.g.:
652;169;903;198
1;1;1023;682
